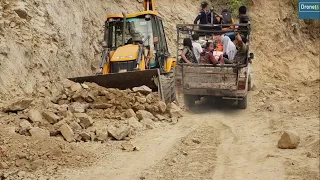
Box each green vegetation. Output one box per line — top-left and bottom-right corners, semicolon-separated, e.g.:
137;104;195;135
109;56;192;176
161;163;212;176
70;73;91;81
291;0;299;11
227;0;248;17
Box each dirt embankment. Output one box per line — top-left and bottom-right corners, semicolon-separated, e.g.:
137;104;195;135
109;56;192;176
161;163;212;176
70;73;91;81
0;0;212;100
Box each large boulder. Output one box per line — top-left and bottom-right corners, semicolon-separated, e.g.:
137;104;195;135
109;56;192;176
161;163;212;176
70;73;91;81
69;121;82;133
42;111;60;124
19;120;32;134
278;130;300;149
27;109;43;123
140;118;155;129
158;101;167;113
79;131;92;142
108;125;130;141
70;83;82;92
95;129;109;142
136;110;154;120
4;98;33;112
69;102;89;113
125;109;137;118
127;117;143;130
59;124;75;142
74;113;93;128
132;85;152;94
168;103;183;118
29;127;50;138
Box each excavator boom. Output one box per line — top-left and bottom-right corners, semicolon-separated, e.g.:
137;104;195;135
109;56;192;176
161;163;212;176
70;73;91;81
144;0;155;11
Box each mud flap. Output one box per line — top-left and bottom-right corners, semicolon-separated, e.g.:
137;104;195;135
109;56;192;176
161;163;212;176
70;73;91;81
68;69;160;91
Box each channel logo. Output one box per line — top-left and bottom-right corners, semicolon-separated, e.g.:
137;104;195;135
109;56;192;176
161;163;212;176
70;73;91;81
299;0;320;19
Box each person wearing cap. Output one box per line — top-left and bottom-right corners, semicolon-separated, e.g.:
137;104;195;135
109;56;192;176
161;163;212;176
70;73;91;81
194;2;219;25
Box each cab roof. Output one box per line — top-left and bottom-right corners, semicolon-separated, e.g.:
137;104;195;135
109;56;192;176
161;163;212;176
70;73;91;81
106;11;160;20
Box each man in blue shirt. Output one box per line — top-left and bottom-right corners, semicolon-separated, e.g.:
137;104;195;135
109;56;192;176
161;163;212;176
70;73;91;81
194;2;212;25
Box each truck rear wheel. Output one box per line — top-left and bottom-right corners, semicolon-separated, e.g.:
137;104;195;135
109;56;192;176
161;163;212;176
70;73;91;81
160;70;176;104
238;96;247;109
184;94;196;108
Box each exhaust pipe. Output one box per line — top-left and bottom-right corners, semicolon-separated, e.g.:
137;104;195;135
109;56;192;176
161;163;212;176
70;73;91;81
122;12;126;46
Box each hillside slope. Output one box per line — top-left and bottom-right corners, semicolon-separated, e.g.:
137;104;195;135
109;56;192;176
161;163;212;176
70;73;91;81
0;0;209;100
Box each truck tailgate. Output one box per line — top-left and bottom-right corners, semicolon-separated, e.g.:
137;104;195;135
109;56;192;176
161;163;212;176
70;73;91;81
182;65;238;95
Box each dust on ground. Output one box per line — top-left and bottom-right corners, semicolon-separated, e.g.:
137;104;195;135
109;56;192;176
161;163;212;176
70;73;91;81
0;0;319;179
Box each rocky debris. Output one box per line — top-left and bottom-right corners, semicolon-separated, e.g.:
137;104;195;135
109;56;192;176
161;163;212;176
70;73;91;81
132;85;152;94
95;129;108;142
121;142;135;152
192;138;201;144
70;83;82;92
19;120;32;134
42;111;60;124
125;109;136;118
29;127;50;138
79;131;91;141
3;98;33;112
69;121;82;133
81;83;89;89
74;113;93;128
136;110;155;120
140;118;155;129
158;101;167;113
0;162;9;169
90;103;112;109
59;124;75;142
69;102;89;113
127;117;143;130
108;125;130;141
10;82;182;144
27;109;43;123
155;114;167;121
278;130;301;149
168;103;183;118
136;97;147;104
171;118;178;124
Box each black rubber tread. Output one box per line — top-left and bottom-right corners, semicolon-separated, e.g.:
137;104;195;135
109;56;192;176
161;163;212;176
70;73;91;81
160;69;176;104
238;96;248;109
183;94;197;108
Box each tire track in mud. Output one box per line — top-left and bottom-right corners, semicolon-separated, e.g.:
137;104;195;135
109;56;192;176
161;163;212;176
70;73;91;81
142;122;228;180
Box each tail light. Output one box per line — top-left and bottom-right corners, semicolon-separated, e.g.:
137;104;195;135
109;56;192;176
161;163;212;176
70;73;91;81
238;81;246;90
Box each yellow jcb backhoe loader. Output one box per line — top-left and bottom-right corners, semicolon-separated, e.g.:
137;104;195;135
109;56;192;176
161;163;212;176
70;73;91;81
69;0;177;103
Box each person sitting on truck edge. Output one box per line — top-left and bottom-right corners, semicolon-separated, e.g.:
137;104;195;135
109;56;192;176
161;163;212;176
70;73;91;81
180;38;197;64
192;34;203;63
238;6;250;37
239;6;250;24
199;42;220;65
233;33;248;64
234;33;247;53
221;36;237;64
220;9;235;30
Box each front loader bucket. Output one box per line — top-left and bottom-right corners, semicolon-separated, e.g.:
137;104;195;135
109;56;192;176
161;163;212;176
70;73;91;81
68;69;160;91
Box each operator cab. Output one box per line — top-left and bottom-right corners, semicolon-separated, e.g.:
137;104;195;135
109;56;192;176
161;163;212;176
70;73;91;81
104;14;169;73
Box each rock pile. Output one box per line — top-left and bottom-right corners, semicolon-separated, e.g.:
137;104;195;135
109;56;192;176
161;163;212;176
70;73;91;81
2;79;182;143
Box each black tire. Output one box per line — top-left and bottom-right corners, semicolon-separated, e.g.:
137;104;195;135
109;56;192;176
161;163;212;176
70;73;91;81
238;96;247;109
160;69;176;104
184;94;196;108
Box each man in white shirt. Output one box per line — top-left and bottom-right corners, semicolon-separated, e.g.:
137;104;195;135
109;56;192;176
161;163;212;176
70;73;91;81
192;34;203;63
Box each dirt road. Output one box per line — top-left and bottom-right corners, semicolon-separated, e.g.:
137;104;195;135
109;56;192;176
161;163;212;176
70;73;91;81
55;94;319;180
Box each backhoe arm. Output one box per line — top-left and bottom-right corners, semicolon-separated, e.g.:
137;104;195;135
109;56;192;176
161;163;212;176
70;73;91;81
144;0;155;11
